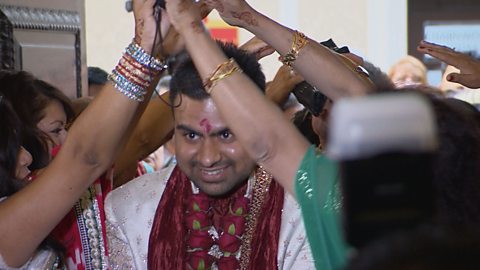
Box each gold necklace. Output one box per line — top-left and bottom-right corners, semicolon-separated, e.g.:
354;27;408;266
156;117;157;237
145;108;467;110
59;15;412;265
239;166;273;270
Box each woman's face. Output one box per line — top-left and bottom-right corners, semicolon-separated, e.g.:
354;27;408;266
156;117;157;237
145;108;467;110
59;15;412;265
15;146;32;180
36;100;68;148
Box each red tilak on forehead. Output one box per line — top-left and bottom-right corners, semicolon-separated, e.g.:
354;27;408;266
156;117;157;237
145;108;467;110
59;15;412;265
200;118;212;133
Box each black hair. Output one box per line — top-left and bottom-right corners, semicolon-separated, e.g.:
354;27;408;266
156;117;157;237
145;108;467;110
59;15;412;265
345;225;480;270
87;66;109;86
379;88;480;226
429;98;480;226
362;60;395;90
169;41;266;105
0;96;25;197
0;70;74;170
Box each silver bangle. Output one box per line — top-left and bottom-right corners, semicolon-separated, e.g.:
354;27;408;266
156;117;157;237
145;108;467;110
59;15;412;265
125;41;167;72
108;70;147;102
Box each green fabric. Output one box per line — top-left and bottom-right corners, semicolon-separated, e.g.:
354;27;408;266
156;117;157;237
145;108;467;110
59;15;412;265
295;145;349;270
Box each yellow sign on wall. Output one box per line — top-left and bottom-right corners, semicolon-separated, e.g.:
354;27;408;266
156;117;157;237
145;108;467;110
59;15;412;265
204;18;239;45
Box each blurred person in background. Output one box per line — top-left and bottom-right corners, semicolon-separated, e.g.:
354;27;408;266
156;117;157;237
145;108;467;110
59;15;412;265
388;55;428;88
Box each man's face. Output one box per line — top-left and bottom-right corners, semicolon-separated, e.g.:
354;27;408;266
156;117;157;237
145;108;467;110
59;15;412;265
173;95;256;197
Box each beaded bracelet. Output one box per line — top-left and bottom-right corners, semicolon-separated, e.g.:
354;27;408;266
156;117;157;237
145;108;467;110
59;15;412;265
108;70;147;101
279;31;309;67
125;42;167;72
203;58;243;94
108;40;166;102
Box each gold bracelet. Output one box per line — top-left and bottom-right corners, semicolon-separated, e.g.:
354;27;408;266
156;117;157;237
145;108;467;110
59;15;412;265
279;31;309;67
204;58;243;94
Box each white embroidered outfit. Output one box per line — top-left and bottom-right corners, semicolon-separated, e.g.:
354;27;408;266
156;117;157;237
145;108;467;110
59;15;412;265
105;163;314;269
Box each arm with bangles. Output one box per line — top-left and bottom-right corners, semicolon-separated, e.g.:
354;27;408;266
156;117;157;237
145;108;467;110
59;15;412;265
238;36;303;107
0;0;163;267
206;0;372;101
165;0;308;195
112;22;181;187
71;81;174;188
71;88;175;188
112;3;215;187
165;0;371;195
113;30;278;187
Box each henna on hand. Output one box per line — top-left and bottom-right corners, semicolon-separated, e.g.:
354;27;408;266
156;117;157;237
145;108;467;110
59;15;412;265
204;0;224;13
199;2;213;18
135;18;145;44
231;11;258;26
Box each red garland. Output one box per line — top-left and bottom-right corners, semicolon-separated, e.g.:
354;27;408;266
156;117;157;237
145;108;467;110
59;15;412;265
186;192;250;270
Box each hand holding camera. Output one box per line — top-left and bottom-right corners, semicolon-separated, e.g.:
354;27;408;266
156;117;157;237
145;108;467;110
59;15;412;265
292;81;327;117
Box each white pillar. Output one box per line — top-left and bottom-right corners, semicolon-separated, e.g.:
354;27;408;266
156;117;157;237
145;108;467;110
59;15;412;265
367;0;408;72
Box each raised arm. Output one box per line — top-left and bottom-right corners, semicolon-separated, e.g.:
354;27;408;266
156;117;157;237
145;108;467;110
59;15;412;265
206;0;372;100
165;0;308;195
418;40;480;89
112;3;213;186
70;91;175;188
239;37;301;106
238;36;275;61
0;0;166;266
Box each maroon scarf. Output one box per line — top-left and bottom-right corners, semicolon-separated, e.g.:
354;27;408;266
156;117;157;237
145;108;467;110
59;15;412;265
147;166;284;269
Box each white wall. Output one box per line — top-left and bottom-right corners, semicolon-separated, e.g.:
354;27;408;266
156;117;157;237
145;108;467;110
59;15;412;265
367;0;408;72
85;0;408;80
238;0;371;80
85;0;134;72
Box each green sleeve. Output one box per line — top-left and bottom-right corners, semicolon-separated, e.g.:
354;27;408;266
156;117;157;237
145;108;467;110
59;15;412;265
295;145;349;270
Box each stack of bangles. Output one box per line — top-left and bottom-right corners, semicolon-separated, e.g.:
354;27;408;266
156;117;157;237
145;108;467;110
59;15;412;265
203;58;243;94
108;40;167;102
279;30;309;67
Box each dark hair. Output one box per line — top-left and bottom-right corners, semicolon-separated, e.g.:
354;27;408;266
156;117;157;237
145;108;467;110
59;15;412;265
373;88;480;226
345;225;480;270
429;98;480;226
169;41;266;104
87;66;108;86
362;60;395;90
0;96;25;197
0;70;74;170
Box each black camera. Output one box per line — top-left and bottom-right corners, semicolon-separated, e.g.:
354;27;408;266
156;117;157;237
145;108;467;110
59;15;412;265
341;152;435;248
292;81;327;117
327;93;438;248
